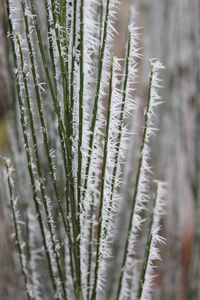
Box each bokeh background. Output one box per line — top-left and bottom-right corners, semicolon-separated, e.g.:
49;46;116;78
0;0;200;299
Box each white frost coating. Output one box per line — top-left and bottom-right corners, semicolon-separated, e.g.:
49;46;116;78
140;181;167;300
120;60;165;299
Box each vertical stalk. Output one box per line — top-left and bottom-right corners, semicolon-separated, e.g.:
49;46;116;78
87;173;95;300
87;4;103;296
91;59;114;300
75;0;85;298
44;0;57;90
103;30;131;239
60;0;70;131
137;186;158;299
49;0;71;138
116;64;154;300
82;0;110;202
69;0;77;133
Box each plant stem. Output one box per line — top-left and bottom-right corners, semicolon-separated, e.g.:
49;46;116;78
82;0;110;202
87;173;95;300
69;0;77;137
137;185;158;299
75;0;85;298
116;64;154;300
91;58;114;300
44;0;57;90
103;30;131;239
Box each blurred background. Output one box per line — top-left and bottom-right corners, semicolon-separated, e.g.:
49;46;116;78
0;0;200;299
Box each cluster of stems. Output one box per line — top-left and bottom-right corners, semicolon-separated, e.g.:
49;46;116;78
1;0;166;299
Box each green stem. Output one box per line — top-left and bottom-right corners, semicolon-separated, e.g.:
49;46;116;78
82;0;110;202
60;0;70;133
87;173;95;300
86;5;103;297
49;0;71;139
103;30;131;239
116;64;154;300
44;0;57;91
137;185;158;299
70;0;77;138
74;0;85;297
91;59;114;300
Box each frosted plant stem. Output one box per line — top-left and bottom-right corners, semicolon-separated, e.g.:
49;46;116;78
137;181;166;299
75;0;84;298
87;173;95;300
5;1;57;292
86;4;103;295
82;0;110;202
2;158;31;300
137;186;158;299
16;35;67;300
60;0;66;26
49;0;71;139
60;129;76;289
87;201;94;300
104;30;131;238
44;0;57;90
91;59;114;300
116;64;154;300
70;0;77;137
59;0;70;132
78;0;84;236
